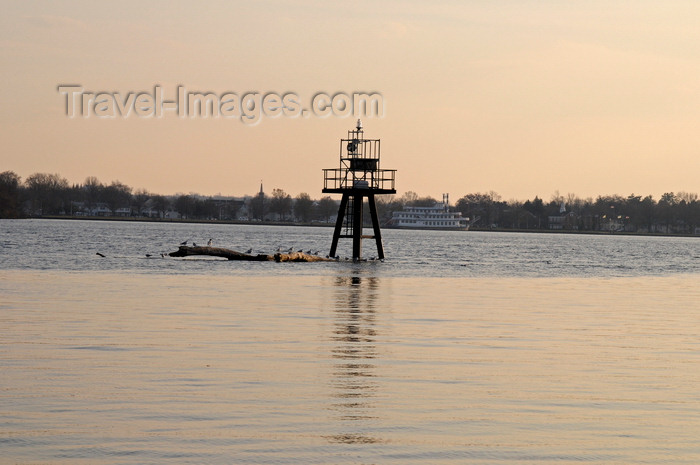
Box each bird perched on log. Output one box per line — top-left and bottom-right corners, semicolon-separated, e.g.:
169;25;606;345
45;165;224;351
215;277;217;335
192;242;197;247
180;240;188;246
207;238;213;246
246;248;253;254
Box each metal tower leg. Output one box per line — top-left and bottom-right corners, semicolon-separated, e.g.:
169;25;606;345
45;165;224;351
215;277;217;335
352;194;363;261
367;194;385;260
329;194;349;258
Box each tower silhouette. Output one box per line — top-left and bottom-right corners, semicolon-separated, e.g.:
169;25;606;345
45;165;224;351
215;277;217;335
322;120;396;260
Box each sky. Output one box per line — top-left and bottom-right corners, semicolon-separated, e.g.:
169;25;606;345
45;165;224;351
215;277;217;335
2;0;699;201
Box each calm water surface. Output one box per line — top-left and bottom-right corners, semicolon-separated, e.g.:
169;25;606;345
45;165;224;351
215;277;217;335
1;219;699;464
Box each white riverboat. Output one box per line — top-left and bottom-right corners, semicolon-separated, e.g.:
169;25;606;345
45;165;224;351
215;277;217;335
389;194;469;230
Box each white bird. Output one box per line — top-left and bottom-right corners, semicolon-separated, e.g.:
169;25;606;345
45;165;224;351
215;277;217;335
207;238;213;246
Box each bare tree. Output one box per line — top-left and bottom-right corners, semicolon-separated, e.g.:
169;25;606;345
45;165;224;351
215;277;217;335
82;176;103;213
248;191;267;221
151;195;170;218
132;188;150;216
0;171;21;218
269;188;292;221
102;181;132;215
294;192;313;222
24;172;69;215
316;196;337;223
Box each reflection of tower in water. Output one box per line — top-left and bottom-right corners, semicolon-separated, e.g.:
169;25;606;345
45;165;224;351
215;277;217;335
326;275;382;445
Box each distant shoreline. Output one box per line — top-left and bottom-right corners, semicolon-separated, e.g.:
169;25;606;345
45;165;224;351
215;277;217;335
17;216;699;238
31;215;335;228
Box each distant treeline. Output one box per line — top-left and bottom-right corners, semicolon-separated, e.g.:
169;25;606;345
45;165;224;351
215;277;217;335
1;171;698;234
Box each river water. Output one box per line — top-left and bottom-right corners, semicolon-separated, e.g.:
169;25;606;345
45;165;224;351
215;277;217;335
1;219;699;464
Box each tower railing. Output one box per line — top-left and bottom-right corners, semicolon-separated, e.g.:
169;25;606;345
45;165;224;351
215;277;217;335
322;168;396;192
340;137;380;159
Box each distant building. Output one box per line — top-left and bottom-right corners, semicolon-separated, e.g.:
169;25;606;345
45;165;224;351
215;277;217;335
548;202;578;230
90;203;112;216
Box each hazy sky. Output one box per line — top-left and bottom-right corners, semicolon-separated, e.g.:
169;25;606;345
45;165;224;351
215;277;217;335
2;0;699;201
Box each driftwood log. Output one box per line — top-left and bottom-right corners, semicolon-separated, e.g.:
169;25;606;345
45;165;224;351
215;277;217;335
169;246;334;262
273;251;334;262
